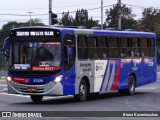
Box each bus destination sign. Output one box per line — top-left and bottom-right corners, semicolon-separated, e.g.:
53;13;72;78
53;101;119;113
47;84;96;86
15;31;55;37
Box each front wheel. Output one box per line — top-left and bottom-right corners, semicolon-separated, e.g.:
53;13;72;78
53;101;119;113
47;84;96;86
30;95;43;103
74;79;88;102
118;75;136;95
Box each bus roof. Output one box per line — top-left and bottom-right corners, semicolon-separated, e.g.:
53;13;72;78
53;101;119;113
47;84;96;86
10;26;156;38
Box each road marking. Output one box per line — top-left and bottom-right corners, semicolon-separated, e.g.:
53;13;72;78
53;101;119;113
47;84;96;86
136;87;156;90
0;84;7;87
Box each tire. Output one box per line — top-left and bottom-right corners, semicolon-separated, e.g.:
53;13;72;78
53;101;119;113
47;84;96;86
30;95;43;103
118;75;136;96
128;75;136;95
74;79;88;102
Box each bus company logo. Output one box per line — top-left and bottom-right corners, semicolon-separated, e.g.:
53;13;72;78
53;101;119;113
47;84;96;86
25;79;30;83
96;65;103;71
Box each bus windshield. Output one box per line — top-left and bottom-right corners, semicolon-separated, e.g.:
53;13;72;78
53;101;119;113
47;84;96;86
10;41;62;71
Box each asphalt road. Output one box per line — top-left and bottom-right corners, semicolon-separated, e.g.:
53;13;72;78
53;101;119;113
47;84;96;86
0;73;160;120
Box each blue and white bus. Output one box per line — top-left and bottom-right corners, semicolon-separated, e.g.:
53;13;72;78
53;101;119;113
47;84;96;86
3;26;157;102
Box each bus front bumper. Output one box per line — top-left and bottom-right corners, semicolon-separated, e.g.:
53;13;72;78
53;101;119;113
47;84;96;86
7;81;63;96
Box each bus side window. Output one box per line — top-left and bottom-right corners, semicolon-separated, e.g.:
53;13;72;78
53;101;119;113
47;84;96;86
98;36;108;59
131;38;140;58
148;38;155;57
78;35;88;60
140;37;150;57
64;34;76;73
120;48;131;58
88;36;98;60
108;37;120;58
120;37;131;58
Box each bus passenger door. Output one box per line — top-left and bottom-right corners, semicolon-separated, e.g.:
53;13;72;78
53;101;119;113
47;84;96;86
63;34;76;95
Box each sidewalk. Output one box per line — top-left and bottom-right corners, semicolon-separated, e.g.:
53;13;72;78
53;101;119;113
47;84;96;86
0;76;6;81
0;79;6;84
0;76;6;85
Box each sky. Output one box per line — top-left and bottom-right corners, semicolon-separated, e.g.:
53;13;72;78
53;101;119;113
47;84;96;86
0;0;160;29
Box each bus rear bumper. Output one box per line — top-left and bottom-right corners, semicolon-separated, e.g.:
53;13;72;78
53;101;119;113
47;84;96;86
7;81;63;96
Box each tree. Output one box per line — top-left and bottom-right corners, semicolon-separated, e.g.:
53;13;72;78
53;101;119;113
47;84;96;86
140;7;160;31
60;9;99;28
105;4;137;29
73;9;99;28
61;12;74;26
139;7;160;43
74;9;89;26
86;17;99;29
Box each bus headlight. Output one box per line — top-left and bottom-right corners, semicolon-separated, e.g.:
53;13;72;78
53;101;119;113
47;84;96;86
7;76;12;81
54;75;63;83
47;75;63;86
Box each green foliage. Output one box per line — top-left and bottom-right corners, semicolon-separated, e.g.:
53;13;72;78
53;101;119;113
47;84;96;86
74;9;89;26
138;7;160;43
140;7;160;31
61;12;74;26
105;4;137;29
61;9;99;28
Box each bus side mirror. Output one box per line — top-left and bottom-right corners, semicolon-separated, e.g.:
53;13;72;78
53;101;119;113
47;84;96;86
3;37;9;58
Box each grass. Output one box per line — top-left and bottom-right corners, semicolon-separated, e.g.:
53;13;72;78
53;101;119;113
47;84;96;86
0;76;6;81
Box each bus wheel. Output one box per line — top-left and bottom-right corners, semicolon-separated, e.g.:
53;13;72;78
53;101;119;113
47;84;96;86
30;95;43;103
74;79;88;102
118;75;136;95
128;75;136;95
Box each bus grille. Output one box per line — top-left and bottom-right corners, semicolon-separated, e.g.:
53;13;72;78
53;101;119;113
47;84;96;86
19;87;45;93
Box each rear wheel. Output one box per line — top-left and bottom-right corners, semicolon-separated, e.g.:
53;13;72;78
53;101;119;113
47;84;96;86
74;79;88;102
30;95;43;103
118;75;136;95
128;75;136;95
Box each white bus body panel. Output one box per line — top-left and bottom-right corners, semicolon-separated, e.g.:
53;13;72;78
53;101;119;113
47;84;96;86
75;60;107;94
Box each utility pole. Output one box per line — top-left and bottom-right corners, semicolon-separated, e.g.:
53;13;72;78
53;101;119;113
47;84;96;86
49;0;52;26
28;12;33;26
101;0;103;29
117;0;121;29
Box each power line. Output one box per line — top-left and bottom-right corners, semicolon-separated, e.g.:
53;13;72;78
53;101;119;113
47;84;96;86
0;13;48;16
0;0;113;11
0;4;114;16
124;3;160;9
0;3;115;25
53;0;113;9
57;5;114;15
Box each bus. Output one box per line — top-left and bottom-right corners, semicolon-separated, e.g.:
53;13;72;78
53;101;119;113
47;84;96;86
157;46;160;65
3;26;157;102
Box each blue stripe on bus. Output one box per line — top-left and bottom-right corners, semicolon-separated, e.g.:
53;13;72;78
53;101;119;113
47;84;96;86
100;60;109;91
105;60;114;91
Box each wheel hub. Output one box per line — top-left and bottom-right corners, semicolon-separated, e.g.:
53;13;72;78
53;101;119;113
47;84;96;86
80;85;86;98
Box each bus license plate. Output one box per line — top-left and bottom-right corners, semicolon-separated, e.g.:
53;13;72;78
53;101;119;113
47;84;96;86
27;87;36;92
